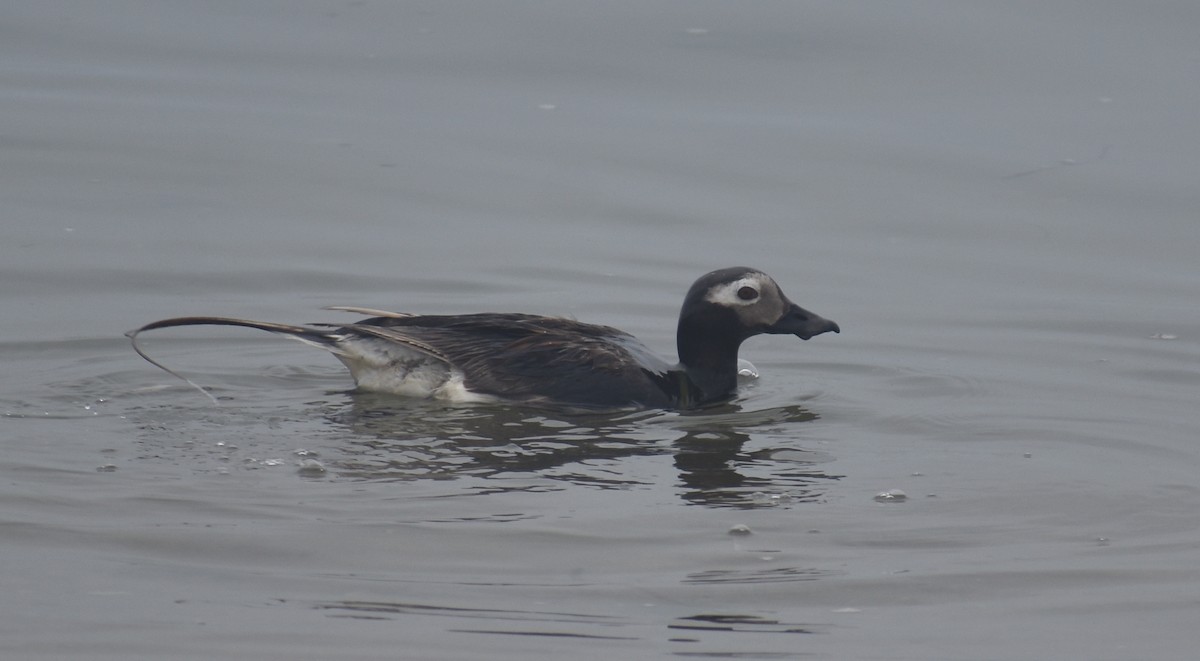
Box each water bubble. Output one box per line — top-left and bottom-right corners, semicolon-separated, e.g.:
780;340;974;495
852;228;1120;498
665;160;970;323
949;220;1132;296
297;459;327;476
96;464;118;473
750;491;794;505
874;489;907;503
727;524;752;536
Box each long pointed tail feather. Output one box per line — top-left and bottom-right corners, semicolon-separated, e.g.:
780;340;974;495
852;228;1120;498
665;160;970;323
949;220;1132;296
125;316;339;404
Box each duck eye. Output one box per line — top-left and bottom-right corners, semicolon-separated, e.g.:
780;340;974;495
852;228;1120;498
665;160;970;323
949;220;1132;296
737;286;759;301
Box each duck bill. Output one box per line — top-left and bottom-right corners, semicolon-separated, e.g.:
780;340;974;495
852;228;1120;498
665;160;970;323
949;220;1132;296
768;303;840;340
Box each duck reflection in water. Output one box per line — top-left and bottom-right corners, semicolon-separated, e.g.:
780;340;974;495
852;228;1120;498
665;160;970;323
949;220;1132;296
326;395;841;508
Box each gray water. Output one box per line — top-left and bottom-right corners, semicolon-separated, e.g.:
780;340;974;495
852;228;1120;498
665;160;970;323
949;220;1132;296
3;2;1199;659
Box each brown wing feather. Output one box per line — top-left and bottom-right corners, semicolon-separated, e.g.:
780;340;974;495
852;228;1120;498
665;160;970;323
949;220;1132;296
339;314;675;407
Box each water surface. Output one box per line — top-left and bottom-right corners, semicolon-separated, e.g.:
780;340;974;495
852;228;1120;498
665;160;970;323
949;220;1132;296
3;2;1199;659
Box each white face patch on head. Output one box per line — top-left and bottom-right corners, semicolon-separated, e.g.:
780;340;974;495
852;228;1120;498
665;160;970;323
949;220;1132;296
705;274;769;308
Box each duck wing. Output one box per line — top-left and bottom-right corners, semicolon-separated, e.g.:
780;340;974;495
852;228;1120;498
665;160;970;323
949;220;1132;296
336;313;677;408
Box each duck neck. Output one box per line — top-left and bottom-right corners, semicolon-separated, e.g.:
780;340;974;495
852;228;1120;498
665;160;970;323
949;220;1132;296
676;311;744;404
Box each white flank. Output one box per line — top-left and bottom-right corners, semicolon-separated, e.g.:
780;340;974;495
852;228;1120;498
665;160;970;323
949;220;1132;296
331;336;499;403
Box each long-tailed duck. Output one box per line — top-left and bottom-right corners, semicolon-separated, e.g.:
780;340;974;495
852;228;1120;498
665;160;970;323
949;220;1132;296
128;267;839;409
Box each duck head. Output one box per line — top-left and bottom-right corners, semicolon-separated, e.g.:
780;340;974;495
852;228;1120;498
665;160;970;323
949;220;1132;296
675;266;839;401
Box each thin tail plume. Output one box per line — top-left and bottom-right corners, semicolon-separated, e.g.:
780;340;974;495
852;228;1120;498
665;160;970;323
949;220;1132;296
125;316;336;405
